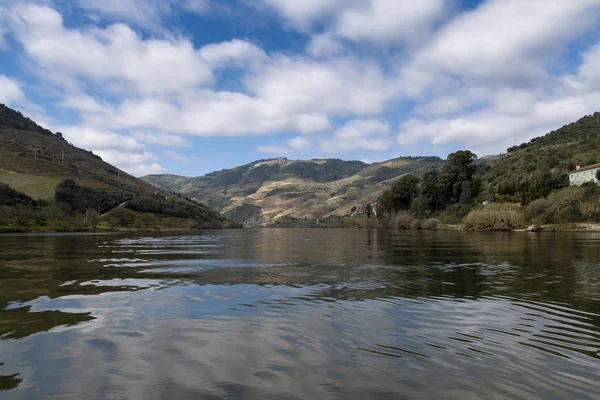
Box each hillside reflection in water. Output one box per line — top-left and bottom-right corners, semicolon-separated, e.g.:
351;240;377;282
1;229;600;399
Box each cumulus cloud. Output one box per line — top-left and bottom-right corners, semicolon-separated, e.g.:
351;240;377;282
400;0;600;96
258;137;312;155
199;39;267;67
130;131;191;147
94;149;167;176
60;94;110;114
76;0;210;29
306;33;345;58
245;56;394;117
57;126;145;153
2;0;600;174
8;4;214;94
0;75;24;105
321;119;392;153
334;0;448;45
166;150;189;163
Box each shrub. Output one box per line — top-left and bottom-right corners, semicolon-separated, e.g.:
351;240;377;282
410;219;422;230
394;214;414;230
463;203;525;231
422;218;440;230
109;208;136;226
547;186;585;210
526;199;551;220
580;197;600;220
133;218;146;230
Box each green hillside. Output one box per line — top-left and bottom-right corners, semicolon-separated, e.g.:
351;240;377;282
143;156;444;226
481;112;600;198
376;112;600;231
0;104;234;231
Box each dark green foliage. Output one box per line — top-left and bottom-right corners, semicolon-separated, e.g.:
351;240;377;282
282;159;366;183
125;195;224;223
377;150;481;221
110;208;136;226
0;183;36;207
0;104;57;137
596;169;600;182
378;175;421;215
489;112;600;200
418;169;445;212
440;150;479;204
55;180;127;214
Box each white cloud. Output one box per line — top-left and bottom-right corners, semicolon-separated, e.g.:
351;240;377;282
563;42;600;94
58;126;146;153
335;0;448;45
321;119;392;152
398;87;600;154
3;0;600;165
400;0;600;96
245;56;394;117
94;149;167;176
166;150;189;163
76;0;210;29
128;163;168;176
306;33;344;58
0;75;24;105
258;137;312;155
199;39;267;67
287;137;311;151
60;94;110;114
9;4;214;94
131;131;191;147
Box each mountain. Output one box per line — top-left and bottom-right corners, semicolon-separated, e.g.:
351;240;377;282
373;111;600;231
0;104;233;230
143;156;445;226
480;112;600;196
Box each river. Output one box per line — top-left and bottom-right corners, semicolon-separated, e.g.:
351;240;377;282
1;229;600;399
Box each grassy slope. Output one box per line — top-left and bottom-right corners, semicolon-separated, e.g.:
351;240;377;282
143;157;444;226
0;104;229;228
480;112;600;191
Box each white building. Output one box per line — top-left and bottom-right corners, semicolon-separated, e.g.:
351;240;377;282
569;163;600;186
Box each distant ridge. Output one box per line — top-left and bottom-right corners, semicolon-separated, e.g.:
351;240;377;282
143;156;445;226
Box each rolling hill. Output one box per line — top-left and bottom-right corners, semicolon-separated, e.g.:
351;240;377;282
143;156;445;226
0;104;232;230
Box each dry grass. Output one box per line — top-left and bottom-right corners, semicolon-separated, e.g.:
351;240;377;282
422;218;440;230
464;203;525;231
547;186;586;209
394;214;415;230
410;219;422;230
580;197;600;217
526;199;551;219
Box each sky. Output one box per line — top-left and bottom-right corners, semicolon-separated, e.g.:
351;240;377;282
1;0;600;177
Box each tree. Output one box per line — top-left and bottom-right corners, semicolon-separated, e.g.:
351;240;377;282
133;218;146;230
88;210;100;228
440;150;478;204
378;175;421;215
419;169;445;212
596;169;600;183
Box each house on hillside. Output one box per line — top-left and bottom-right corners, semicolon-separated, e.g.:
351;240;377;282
569;163;600;186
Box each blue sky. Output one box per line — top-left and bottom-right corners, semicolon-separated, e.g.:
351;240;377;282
1;0;600;177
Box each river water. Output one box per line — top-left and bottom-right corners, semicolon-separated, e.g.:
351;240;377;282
1;229;600;399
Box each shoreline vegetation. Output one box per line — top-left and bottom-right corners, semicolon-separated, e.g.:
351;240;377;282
0;180;240;234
